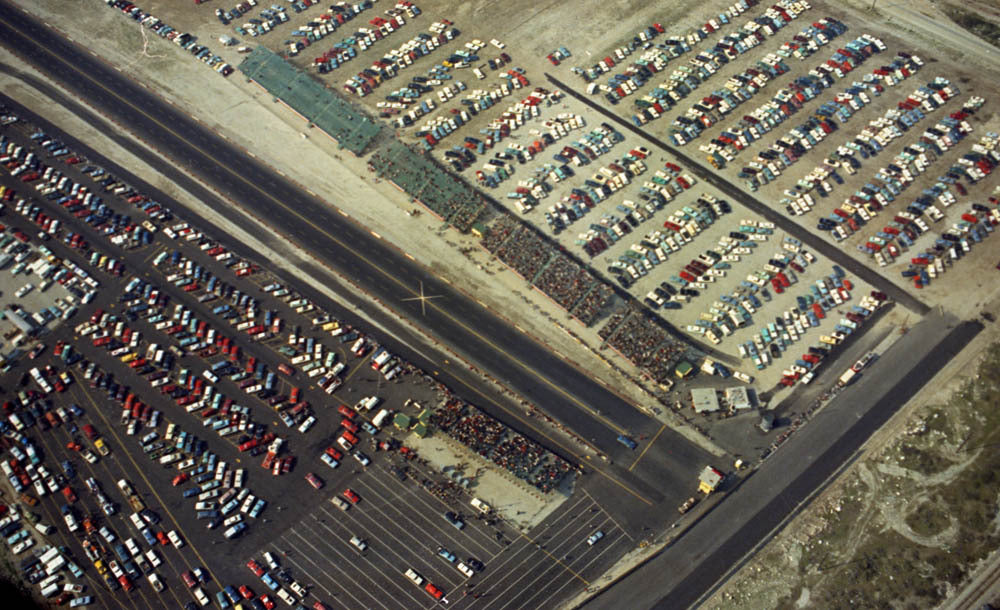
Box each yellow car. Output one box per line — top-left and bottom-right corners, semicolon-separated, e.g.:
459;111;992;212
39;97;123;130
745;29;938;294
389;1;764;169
120;353;137;364
94;438;110;457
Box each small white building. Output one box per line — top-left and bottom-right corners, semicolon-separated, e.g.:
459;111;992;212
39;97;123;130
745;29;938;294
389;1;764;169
691;388;720;414
725;387;752;410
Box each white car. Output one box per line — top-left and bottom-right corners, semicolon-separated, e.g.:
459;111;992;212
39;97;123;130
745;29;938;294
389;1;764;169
457;562;475;578
297;416;316;433
147;573;164;592
349;536;367;552
405;568;424;586
167;530;184;547
587;531;604;546
193;586;210;606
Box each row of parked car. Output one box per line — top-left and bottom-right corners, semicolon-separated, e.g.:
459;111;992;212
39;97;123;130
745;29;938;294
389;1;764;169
102;0;234;76
686;235;817;348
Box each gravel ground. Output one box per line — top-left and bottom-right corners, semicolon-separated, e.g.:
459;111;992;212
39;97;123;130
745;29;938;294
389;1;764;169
703;297;1000;609
12;0;689;428
17;0;1000;453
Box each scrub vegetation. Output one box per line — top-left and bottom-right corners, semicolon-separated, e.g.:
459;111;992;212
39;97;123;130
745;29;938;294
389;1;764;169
707;343;1000;609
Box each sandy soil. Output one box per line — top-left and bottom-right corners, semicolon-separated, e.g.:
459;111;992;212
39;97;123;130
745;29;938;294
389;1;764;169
703;298;1000;609
10;0;703;438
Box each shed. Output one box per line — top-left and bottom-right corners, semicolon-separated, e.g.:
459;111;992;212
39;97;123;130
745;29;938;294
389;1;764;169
3;309;35;335
674;360;694;378
698;466;724;494
691;388;720;413
393;413;412;430
725;387;752;410
412;422;430;438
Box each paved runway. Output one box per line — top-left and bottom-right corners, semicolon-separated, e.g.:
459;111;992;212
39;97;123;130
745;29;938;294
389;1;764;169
584;312;981;609
0;3;711;496
546;73;931;317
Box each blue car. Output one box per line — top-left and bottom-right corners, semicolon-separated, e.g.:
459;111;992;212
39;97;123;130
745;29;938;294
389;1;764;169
616;434;638;450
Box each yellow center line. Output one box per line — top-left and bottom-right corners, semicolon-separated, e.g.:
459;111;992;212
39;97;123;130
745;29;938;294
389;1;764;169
8;21;656;505
3;17;632;436
29;400;189;610
74;383;224;589
517;530;591;587
14;479;120;610
628;423;666;472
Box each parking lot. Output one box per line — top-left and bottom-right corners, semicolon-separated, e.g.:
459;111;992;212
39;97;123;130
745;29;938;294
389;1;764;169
0;101;643;609
7;0;1000;606
265;474;630;610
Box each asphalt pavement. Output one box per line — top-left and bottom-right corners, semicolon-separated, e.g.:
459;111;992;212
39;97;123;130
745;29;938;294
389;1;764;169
545;73;931;317
584;311;981;609
0;3;714;498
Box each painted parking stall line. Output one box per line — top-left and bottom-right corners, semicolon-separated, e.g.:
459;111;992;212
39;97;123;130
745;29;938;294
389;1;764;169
311;499;459;590
493;520;623;610
270;551;337;599
354;475;498;560
373;460;511;551
297;515;430;608
528;533;634;610
279;531;382;609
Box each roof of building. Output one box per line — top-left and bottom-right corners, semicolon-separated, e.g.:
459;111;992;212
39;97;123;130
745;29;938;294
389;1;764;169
725;386;753;410
368;140;488;232
3;308;35;334
393;413;412;429
238;46;381;155
675;360;695;378
691;388;720;413
698;466;724;492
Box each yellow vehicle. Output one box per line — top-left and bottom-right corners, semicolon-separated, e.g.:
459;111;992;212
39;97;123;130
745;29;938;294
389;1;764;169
94;438;110;457
322;321;339;332
94;559;107;575
120;353;137;364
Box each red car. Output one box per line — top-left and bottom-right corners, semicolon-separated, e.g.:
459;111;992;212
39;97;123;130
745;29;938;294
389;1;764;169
342;488;360;504
246;559;265;578
305;473;324;490
338;405;356;419
61;486;77;503
182;571;197;588
424;582;444;600
239;585;254;600
340;418;359;434
259;594;276;610
156;531;170;546
172;473;189;486
325;447;343;461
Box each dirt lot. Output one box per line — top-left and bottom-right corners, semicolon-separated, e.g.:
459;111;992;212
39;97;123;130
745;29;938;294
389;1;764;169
9;4;1000;602
704;327;1000;609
